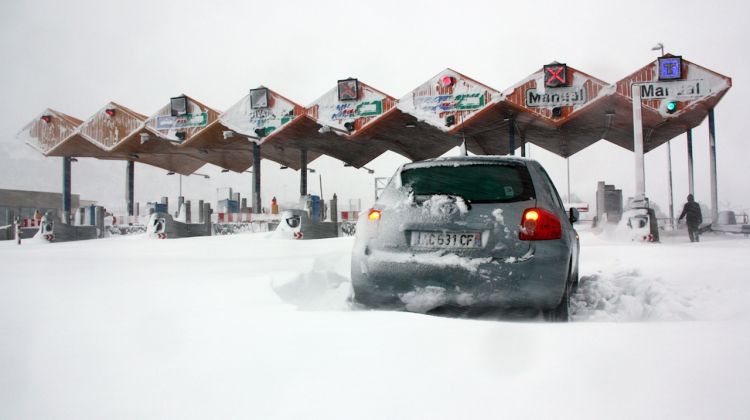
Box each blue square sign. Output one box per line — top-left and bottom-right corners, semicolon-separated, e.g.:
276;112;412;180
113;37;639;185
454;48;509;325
658;56;682;80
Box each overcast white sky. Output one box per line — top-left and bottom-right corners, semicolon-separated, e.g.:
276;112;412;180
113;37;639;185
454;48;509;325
1;0;747;215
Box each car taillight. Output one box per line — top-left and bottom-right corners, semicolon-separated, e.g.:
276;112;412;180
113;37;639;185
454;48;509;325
519;208;562;240
368;209;381;222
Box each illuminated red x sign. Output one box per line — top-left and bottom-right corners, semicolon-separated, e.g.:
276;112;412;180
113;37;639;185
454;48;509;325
543;64;567;88
338;78;359;101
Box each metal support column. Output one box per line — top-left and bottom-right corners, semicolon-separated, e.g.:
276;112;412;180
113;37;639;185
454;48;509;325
631;83;646;203
708;109;718;223
520;136;526;157
686;128;694;195
300;149;308;196
62;156;72;224
126;160;135;217
252;142;261;213
508;117;515;156
667;141;674;230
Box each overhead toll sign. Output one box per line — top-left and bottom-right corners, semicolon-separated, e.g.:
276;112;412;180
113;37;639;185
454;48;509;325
155;112;209;130
658;56;683;80
544;63;568;87
637;79;711;100
525;86;587;108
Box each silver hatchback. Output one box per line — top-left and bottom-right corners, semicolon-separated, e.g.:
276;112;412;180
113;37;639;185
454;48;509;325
351;156;580;321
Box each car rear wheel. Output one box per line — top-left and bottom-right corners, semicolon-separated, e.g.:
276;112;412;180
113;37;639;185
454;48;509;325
542;270;572;322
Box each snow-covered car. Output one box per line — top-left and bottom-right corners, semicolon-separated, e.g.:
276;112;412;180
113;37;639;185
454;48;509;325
351;156;580;321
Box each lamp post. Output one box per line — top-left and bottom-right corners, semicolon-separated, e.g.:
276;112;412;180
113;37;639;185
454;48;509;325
651;42;664;57
167;171;210;197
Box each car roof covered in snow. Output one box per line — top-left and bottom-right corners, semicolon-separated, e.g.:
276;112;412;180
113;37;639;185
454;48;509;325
401;155;534;170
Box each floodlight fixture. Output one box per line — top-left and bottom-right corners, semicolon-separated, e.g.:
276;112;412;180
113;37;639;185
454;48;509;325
175;131;186;141
343;121;355;132
222;130;235;140
445;115;456;127
105;108;116;117
41;115;52;123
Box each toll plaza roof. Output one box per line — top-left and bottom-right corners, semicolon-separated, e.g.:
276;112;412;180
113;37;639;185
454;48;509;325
474;65;614;157
360;68;500;160
19;108;83;155
213;87;322;171
258;80;396;169
603;55;732;152
22;55;732;173
56;102;206;175
131;95;257;173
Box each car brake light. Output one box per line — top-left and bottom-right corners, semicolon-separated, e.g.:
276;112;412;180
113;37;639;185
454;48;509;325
368;209;381;221
519;208;562;240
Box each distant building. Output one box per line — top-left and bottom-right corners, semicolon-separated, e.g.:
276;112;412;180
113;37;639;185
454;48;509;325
0;188;96;225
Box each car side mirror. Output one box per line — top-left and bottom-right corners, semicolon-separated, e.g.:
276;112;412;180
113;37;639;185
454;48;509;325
569;208;579;224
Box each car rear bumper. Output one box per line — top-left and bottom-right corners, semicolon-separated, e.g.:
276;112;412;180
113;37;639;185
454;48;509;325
351;243;570;312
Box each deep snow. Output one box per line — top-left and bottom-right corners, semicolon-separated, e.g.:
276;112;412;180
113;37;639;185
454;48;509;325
1;228;749;420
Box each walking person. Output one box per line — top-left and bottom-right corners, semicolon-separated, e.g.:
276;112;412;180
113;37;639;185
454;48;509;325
678;194;703;242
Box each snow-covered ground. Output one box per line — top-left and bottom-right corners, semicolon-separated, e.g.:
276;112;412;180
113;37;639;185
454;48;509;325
1;228;749;420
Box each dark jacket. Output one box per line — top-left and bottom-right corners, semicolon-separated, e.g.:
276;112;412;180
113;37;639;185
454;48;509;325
679;200;703;226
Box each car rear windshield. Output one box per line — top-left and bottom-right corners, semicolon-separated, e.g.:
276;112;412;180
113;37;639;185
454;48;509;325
400;163;535;203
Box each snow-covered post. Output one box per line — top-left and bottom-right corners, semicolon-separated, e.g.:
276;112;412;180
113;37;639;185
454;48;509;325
330;194;338;224
185;200;191;223
631;83;646;203
203;203;212;226
15;217;20;245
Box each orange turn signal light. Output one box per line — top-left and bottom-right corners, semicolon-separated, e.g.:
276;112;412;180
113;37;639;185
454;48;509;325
368;209;381;221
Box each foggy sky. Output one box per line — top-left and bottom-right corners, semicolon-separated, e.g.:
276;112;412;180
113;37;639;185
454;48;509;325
1;0;747;215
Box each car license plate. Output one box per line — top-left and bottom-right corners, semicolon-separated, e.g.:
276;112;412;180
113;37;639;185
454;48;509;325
410;231;482;248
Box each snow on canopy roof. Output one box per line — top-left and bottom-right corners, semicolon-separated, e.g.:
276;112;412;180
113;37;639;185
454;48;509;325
72;102;149;150
17;108;82;154
20;57;733;168
145;94;221;143
397;68;502;133
306;80;398;137
247;80;395;169
601;54;733;153
219;87;306;141
502;64;613;125
211;86;325;171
